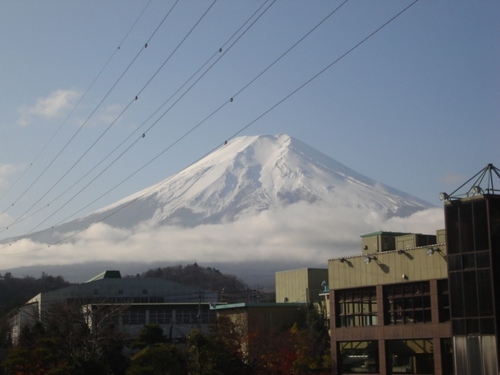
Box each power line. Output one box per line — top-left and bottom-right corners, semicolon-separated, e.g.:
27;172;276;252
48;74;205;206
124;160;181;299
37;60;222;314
0;0;181;234
226;0;419;141
1;0;419;256
0;0;351;248
0;0;271;238
0;0;153;211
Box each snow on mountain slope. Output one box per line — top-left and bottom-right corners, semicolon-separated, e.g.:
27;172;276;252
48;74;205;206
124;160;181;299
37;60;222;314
60;133;432;233
2;134;443;273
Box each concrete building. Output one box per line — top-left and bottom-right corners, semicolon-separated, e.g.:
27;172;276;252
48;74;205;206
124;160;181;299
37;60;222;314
9;270;217;343
275;267;330;332
328;230;451;375
275;267;328;304
441;163;500;375
210;302;307;361
328;163;500;375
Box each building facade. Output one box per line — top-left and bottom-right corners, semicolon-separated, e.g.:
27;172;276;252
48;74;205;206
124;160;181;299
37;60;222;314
444;194;500;375
211;302;307;361
328;231;452;375
275;268;328;304
9;270;217;343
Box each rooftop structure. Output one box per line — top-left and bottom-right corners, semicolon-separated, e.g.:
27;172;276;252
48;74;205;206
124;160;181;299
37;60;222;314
328;230;450;375
9;271;218;343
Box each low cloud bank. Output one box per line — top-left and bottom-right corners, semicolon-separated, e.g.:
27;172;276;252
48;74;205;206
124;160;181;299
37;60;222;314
1;202;445;271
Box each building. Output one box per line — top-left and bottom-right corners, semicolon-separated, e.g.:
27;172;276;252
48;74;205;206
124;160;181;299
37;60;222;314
275;267;329;329
210;302;307;361
275;267;328;304
441;163;500;375
328;230;452;375
328;163;500;375
9;270;218;343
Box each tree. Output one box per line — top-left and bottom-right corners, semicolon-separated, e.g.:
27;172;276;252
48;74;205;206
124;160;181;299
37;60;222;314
132;324;167;350
188;316;250;375
243;306;331;374
126;343;188;375
2;300;128;375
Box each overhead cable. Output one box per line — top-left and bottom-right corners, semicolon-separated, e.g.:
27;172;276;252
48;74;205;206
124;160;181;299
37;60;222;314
1;0;418;254
0;0;269;237
0;0;153;212
0;0;180;234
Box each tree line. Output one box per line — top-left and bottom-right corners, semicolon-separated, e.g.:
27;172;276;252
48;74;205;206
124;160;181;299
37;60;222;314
2;303;331;375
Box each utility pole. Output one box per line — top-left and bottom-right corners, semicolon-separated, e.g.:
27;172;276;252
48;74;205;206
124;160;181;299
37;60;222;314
197;291;201;330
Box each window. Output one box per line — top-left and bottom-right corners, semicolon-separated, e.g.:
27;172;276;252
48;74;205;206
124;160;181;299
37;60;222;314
387;339;434;374
437;279;450;322
122;309;146;325
336;287;377;327
338;341;379;374
149;309;172;324
384;282;431;324
441;339;454;375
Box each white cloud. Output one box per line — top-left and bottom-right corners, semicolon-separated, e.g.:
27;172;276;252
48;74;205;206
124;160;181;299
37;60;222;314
17;89;81;126
0;203;444;270
0;163;19;191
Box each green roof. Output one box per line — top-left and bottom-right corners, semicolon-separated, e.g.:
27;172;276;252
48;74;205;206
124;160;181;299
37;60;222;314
85;270;122;283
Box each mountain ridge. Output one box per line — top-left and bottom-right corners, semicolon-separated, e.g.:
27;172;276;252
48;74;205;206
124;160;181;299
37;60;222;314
15;134;433;244
1;134;445;282
92;134;432;226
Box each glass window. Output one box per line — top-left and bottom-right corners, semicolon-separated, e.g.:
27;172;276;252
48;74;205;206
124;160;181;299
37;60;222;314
449;272;464;318
467;337;482;373
452;319;466;335
445;205;460;254
480;318;495;334
462;254;475;269
441;339;454;375
473;200;489;251
336;287;377;327
338;341;379;374
476;251;490;268
459;202;474;252
466;319;480;334
437;279;450;322
490;201;500;249
448;255;462;271
384;282;431;324
481;336;499;375
387;339;435;374
477;269;493;317
462;271;478;317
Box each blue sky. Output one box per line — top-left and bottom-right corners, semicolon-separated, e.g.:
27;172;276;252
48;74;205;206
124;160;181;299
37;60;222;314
0;0;498;242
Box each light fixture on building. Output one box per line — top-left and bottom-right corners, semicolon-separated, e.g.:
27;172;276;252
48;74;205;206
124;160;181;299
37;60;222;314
364;256;372;264
426;248;435;256
471;185;483;195
439;192;449;201
397;249;405;255
340;258;345;263
402;274;408;280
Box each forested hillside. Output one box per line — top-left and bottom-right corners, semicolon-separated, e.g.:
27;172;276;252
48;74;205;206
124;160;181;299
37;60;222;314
0;272;70;313
138;263;269;303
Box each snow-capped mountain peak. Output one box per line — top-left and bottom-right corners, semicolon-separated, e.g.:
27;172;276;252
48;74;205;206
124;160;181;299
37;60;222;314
78;133;431;230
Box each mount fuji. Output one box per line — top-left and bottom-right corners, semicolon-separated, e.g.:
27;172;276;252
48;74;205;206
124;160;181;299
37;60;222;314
3;134;443;285
40;134;430;235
